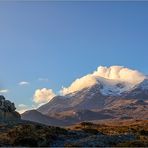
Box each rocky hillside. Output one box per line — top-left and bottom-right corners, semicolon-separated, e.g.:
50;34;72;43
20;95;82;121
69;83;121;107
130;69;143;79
0;95;20;122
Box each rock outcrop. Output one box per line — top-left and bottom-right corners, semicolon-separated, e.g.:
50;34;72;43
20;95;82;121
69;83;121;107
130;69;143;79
0;95;20;122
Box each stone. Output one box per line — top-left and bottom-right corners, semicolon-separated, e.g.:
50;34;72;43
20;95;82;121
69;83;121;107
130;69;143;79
0;95;21;122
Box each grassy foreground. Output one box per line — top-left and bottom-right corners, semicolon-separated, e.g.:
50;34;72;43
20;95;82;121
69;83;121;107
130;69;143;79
0;120;148;147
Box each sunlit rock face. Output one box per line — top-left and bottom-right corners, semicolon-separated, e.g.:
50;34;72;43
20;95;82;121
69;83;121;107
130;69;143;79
0;95;21;122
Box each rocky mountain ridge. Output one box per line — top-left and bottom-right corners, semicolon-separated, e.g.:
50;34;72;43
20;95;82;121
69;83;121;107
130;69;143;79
22;77;148;126
21;66;148;125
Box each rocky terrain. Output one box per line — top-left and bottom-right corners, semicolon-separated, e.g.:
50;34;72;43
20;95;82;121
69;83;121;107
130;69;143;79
0;95;20;122
0;95;148;147
1;66;148;146
0;119;148;147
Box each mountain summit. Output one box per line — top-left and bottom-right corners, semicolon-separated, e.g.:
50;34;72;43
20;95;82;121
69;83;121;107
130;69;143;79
61;65;146;95
22;66;148;126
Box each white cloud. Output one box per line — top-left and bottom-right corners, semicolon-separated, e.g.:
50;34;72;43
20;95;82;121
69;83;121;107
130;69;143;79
19;81;30;86
0;89;9;93
33;88;56;104
61;74;97;95
38;78;49;82
61;65;145;95
18;104;28;108
17;104;30;114
93;66;145;83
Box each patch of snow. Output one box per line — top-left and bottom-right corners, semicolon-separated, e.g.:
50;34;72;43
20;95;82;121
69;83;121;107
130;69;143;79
61;66;146;95
64;75;148;97
95;77;135;96
138;79;148;90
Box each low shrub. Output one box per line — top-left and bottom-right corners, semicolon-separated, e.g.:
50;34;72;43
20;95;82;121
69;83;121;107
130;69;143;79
82;128;99;135
117;140;148;147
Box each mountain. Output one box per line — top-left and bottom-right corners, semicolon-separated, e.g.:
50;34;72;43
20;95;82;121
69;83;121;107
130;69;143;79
21;110;65;126
22;66;148;125
123;79;148;100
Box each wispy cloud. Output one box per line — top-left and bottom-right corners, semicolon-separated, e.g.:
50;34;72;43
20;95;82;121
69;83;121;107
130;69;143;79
38;78;49;82
17;104;39;114
0;89;9;93
18;81;30;86
17;104;30;114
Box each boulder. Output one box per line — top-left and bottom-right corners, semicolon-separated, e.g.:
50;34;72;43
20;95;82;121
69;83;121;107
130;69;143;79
0;95;21;122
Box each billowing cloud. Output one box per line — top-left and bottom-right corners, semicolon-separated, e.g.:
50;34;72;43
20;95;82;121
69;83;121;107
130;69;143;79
33;88;56;104
61;66;145;95
61;74;97;95
93;66;145;84
19;81;30;86
0;89;9;93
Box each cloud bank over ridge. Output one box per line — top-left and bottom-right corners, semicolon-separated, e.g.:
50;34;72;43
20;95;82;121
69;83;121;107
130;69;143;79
61;66;146;95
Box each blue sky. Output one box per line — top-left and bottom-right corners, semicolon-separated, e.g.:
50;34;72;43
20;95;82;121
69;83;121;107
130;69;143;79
0;1;148;110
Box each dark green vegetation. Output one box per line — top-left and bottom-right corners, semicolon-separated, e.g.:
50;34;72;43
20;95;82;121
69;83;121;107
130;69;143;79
0;119;148;147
